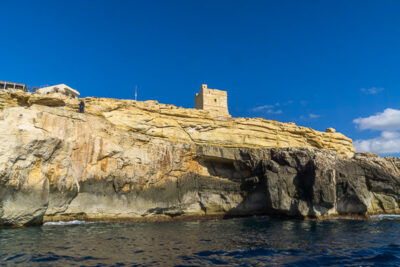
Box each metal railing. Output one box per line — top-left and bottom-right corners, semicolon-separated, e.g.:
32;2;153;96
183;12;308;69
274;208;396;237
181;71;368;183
0;81;28;92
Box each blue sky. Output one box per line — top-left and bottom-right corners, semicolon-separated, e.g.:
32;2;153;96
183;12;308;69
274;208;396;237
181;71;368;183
2;0;400;155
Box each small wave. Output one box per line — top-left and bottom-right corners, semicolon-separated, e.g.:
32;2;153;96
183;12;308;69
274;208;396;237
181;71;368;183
370;214;400;220
43;220;86;226
226;247;275;258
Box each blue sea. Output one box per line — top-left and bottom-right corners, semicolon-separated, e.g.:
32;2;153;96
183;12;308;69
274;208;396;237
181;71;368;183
1;216;400;266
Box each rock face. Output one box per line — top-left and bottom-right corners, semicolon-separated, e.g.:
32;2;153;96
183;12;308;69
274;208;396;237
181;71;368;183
1;92;398;227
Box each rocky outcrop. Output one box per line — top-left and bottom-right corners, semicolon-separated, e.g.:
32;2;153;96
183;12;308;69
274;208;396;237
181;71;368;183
228;148;400;218
1;91;397;227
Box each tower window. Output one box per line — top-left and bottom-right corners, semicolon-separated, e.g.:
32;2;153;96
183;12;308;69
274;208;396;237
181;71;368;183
214;99;217;103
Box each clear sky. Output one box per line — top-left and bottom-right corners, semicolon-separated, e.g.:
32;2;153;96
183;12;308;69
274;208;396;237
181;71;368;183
2;0;400;155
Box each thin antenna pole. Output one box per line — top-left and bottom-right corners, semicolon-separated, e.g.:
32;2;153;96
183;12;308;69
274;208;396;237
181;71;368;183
135;85;138;101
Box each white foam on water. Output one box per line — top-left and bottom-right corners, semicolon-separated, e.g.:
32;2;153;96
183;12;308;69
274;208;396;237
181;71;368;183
43;220;86;226
370;214;400;220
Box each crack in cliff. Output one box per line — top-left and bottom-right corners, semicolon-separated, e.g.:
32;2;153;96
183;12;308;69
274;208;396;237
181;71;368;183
175;121;196;143
42;111;86;122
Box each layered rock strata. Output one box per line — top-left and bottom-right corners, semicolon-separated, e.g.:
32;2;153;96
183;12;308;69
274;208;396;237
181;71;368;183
1;92;396;227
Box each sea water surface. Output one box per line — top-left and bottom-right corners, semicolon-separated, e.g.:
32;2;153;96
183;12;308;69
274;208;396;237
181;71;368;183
1;216;400;266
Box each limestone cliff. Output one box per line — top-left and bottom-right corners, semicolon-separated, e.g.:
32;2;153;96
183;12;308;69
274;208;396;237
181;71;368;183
2;91;396;227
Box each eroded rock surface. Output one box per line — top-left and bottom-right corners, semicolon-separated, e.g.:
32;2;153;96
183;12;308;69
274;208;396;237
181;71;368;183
1;92;397;226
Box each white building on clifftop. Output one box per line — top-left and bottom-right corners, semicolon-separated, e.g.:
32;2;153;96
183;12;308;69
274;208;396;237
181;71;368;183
35;84;80;98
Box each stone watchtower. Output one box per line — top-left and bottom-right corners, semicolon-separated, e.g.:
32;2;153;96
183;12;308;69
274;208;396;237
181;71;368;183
195;84;230;116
